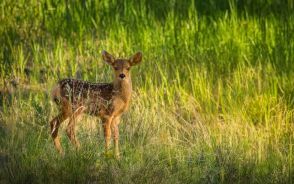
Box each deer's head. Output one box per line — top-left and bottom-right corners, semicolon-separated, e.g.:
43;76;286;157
102;51;142;81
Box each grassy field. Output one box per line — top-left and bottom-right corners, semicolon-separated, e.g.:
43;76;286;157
0;0;294;183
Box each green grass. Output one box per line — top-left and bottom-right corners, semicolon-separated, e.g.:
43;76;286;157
0;0;294;183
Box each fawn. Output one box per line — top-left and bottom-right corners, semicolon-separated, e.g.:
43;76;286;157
49;51;142;158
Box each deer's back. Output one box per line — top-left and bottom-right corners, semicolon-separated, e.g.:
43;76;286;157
56;78;114;115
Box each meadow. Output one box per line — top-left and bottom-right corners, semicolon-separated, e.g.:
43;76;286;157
0;0;293;183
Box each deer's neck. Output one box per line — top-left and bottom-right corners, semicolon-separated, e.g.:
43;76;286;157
113;78;132;102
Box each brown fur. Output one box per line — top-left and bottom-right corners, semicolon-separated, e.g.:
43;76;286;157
49;51;142;157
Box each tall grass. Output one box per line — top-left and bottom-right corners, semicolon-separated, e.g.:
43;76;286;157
0;0;293;183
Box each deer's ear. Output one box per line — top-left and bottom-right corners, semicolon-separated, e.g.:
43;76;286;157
102;50;115;65
129;52;142;66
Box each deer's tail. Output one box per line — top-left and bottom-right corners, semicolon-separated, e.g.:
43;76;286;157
51;84;61;104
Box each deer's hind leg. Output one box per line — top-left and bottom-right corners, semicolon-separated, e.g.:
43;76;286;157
50;98;72;154
50;112;69;154
66;106;86;149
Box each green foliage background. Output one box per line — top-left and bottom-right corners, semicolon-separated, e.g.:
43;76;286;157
0;0;293;183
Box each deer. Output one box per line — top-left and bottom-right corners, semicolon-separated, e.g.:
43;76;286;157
49;50;142;158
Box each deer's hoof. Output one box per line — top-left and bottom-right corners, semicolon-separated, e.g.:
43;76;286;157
104;151;113;158
115;153;120;160
57;149;64;157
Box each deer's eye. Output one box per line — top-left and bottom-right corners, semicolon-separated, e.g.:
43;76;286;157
114;67;119;70
126;67;130;70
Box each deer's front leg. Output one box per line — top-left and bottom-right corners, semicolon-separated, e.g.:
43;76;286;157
102;116;113;153
111;116;121;158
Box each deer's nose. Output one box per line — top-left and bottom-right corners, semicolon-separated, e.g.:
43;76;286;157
119;74;126;79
